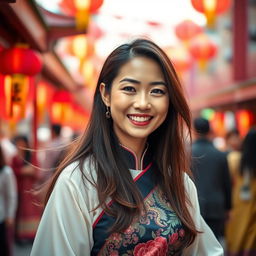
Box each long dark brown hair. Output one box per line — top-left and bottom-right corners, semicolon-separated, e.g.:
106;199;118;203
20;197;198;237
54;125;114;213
45;38;198;246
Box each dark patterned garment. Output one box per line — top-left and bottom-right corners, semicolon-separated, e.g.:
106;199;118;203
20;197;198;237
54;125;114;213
91;145;186;255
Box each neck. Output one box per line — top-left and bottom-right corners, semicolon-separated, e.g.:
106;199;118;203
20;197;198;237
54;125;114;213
120;138;147;163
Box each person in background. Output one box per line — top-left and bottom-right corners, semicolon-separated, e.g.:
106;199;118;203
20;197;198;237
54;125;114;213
0;121;17;166
224;129;241;154
0;145;17;256
41;124;66;181
11;135;40;244
31;38;223;255
226;128;256;255
191;117;232;244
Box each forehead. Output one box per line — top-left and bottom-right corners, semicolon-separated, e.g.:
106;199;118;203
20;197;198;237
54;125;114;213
116;56;164;80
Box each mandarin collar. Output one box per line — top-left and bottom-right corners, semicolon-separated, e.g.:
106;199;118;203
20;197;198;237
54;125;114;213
119;144;152;170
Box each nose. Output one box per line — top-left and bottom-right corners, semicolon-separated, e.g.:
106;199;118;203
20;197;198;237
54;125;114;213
133;92;151;110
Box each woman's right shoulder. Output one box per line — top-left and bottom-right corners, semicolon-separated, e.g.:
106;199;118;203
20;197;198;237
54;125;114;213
59;156;97;186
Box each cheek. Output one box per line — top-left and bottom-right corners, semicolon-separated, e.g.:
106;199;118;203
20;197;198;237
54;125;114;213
158;99;169;116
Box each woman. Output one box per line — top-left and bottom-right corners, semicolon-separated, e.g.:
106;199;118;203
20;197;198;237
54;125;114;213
11;135;41;243
226;128;256;255
0;144;17;256
31;38;223;255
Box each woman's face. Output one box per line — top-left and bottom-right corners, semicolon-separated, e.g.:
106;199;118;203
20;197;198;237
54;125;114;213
101;56;169;147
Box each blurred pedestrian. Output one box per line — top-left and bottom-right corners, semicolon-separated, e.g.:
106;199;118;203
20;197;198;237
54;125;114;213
40;124;66;182
0;144;17;256
11;135;40;244
31;38;223;255
226;128;256;255
0;121;17;166
224;129;241;154
191;117;232;243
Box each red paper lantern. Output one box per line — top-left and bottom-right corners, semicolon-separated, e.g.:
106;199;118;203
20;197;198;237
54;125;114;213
175;20;203;41
236;110;254;137
188;33;217;69
51;90;73;125
59;0;104;16
191;0;232;27
210;112;225;137
0;45;42;119
59;0;104;30
166;46;192;72
0;46;42;76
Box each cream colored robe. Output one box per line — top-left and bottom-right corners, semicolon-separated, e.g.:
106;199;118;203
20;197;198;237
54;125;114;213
31;160;223;256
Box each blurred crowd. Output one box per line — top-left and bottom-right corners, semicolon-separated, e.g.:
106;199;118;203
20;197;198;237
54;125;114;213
0;123;75;256
0;119;255;256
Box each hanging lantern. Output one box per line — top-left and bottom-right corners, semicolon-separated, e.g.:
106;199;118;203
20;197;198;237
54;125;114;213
81;59;97;90
188;33;217;70
51;90;73;125
71;35;94;60
166;46;193;73
236;110;253;137
210;111;225;137
59;0;104;30
0;44;42;119
191;0;232;27
37;82;54;124
175;20;203;43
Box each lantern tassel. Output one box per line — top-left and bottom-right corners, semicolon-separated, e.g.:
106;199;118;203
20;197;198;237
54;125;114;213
205;9;216;28
75;9;90;31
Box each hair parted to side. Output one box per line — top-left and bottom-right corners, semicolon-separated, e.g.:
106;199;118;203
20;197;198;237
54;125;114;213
45;38;198;246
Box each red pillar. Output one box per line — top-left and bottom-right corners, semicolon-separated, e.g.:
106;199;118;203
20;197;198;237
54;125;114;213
233;0;248;81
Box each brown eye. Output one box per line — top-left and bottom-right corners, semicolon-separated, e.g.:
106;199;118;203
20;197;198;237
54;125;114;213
122;86;136;92
151;88;165;95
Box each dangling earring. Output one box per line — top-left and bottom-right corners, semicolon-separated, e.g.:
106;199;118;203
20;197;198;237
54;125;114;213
106;106;111;119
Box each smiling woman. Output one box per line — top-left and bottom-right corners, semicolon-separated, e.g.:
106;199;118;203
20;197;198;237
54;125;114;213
99;56;169;159
31;38;223;256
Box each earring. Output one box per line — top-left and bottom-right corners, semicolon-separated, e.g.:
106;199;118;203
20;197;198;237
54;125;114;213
106;106;111;119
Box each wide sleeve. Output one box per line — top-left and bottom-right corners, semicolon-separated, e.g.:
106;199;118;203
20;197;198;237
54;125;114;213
183;174;224;256
30;167;94;256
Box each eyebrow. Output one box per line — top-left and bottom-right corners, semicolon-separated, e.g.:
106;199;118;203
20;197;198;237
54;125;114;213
119;78;167;86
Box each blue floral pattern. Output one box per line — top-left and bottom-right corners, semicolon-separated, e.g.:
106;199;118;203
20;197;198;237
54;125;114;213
98;188;186;255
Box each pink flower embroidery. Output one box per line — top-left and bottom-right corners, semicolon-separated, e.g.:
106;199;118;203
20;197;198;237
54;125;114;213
169;233;179;245
179;229;185;238
134;236;168;256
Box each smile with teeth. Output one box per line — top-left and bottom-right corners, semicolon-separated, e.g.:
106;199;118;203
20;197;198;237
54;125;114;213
128;115;152;123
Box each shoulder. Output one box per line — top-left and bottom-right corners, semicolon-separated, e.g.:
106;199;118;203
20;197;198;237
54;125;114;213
183;173;197;197
227;151;241;175
58;157;97;187
227;151;241;162
0;166;14;176
49;157;99;212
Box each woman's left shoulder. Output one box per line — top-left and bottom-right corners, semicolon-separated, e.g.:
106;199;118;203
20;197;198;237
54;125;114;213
183;172;198;201
183;173;195;189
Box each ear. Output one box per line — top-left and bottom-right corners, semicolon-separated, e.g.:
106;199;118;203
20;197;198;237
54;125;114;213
99;82;110;107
